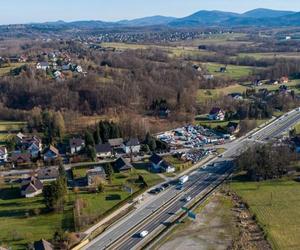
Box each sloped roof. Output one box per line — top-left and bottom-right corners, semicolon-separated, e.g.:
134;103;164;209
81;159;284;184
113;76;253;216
95;143;112;153
149;153;163;165
125;138;140;147
108;138;124;147
69;138;85;148
34;239;54;250
114;157;133;171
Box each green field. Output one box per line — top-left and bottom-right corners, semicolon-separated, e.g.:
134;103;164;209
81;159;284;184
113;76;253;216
0;63;26;77
197;84;248;103
230;178;300;250
0;121;26;145
239;52;300;59
203;62;255;80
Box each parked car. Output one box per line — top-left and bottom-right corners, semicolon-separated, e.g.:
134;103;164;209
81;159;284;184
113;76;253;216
185;196;192;202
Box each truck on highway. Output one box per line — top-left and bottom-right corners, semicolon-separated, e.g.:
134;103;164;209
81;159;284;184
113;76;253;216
179;175;189;185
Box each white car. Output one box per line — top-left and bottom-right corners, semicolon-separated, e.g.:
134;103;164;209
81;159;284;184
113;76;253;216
185;196;192;202
139;230;149;238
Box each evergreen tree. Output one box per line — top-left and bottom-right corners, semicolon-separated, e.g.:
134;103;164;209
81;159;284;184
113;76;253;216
84;131;95;147
93;126;101;145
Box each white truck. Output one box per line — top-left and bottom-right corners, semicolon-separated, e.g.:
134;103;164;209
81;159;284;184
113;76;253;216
179;175;189;185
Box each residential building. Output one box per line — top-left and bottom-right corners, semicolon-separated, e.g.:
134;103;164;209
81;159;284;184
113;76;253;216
203;74;214;80
21;177;43;198
149;153;175;173
37;167;59;182
208;108;225;121
69;138;85;154
226;122;240;134
86;166;106;186
108;138;124;149
43;145;59;161
0;147;8;162
33;239;54;250
36;62;49;70
123;138;141;154
114;157;133;172
11;152;31;166
95;143;112;158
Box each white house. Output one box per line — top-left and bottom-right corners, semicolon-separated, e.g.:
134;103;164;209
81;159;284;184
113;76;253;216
36;62;49;70
75;65;83;73
0;147;8;162
95;143;112;158
69;138;85;154
208;108;225;121
123;138;141;154
149;153;175;173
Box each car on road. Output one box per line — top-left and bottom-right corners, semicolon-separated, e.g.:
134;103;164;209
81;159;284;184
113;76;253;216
162;183;170;189
185;196;192;202
248;135;252;139
218;154;223;158
139;230;149;238
176;185;183;190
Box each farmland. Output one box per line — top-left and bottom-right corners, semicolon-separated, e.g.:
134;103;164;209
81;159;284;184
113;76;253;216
0;63;25;77
203;62;255;80
230;178;300;250
0;121;26;145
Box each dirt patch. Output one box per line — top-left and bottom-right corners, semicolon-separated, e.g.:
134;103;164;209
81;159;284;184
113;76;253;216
158;191;271;250
158;193;237;250
229;192;272;250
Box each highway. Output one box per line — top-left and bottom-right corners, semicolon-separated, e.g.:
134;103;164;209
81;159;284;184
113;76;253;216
84;108;300;250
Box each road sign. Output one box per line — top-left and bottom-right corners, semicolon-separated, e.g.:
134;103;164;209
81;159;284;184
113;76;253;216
181;207;189;212
188;211;196;220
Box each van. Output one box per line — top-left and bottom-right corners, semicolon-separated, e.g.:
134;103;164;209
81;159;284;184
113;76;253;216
139;230;149;238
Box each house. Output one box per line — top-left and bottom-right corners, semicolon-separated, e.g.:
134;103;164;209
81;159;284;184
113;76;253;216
208;108;225;121
228;93;243;100
253;80;263;86
95;143;112;158
37;167;59;182
226;122;240;134
36;62;49;70
114;157;133;172
203;74;214;80
291;136;300;153
69;138;85;154
21;177;43;198
11;152;31;165
61;63;71;71
86;166;106;186
149;153;175;173
43;145;59;161
33;239;54;250
268;79;279;85
123;138;141;154
53;70;64;80
108;138;124;149
158;108;171;119
0;147;8;162
75;65;83;73
219;66;227;73
27;137;43;158
280;76;289;84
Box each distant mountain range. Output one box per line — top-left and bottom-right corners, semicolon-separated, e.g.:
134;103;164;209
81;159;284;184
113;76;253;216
27;8;300;29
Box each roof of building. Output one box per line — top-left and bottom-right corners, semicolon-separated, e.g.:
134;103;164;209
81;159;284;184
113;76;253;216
108;138;124;147
0;147;7;155
125;138;140;147
21;177;43;194
114;157;133;171
87;166;106;175
46;145;59;155
37;167;59;180
69;138;85;148
209;107;223;115
149;153;163;165
11;152;31;163
95;143;112;153
33;239;54;250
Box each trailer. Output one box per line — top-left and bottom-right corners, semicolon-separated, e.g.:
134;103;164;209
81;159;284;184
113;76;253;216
179;175;189;185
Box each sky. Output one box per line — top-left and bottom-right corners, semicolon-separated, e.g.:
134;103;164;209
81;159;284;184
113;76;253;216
1;0;300;25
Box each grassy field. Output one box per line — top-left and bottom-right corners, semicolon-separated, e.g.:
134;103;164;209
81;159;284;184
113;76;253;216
239;52;300;59
230;178;300;250
0;185;71;250
203;62;255;80
197;84;249;103
163;155;192;173
0;63;26;77
0;121;27;145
